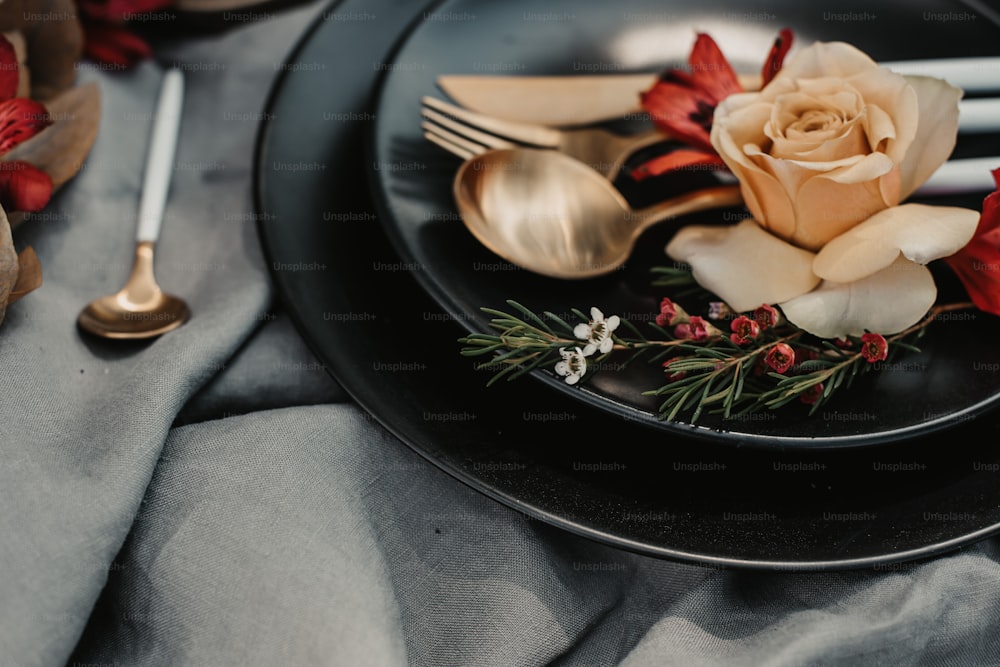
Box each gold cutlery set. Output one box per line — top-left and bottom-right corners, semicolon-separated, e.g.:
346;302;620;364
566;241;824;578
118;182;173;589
424;57;1000;279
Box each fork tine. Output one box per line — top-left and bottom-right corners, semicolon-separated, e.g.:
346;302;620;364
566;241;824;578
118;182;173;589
421;119;496;156
423;130;477;160
422;95;561;147
422;108;518;151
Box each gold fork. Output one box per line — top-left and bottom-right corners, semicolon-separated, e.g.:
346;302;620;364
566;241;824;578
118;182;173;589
421;95;667;179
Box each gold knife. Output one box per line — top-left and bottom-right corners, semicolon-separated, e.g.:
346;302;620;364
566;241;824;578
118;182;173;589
438;56;1000;126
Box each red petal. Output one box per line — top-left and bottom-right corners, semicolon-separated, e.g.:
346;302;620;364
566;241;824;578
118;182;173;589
688;33;743;103
0;35;18;101
82;23;153;68
0;99;51;155
640;80;718;150
78;0;172;22
761;29;794;87
945;168;1000;315
640;33;743;153
630;149;726;181
0;161;53;212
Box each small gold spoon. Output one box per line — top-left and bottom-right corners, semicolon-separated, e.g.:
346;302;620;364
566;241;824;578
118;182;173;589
452;148;743;280
78;69;189;339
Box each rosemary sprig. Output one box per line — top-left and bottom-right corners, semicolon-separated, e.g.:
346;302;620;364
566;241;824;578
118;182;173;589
458;299;972;423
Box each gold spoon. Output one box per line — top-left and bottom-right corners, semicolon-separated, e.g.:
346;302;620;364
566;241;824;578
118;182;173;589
78;69;189;339
452;147;743;279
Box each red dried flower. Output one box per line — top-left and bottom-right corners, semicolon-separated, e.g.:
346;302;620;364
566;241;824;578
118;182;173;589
729;315;760;345
800;383;823;405
674;315;711;341
945;168;1000;316
656;297;679;327
765;343;795;374
753;304;779;331
0;35;53;212
860;333;888;363
631;29;793;180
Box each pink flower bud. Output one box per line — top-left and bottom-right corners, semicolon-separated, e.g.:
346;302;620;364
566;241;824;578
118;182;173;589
675;315;712;341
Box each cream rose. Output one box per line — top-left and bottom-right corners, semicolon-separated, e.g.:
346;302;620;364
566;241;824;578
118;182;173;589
667;41;979;338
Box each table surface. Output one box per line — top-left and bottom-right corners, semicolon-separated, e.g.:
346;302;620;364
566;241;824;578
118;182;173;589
3;3;1000;665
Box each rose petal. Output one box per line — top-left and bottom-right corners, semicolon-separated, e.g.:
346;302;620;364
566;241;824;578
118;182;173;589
898;75;962;198
0;161;52;212
813;203;979;282
787;160;900;250
843;66;918;165
776;42;871;78
780;257;936;338
666;220;819;312
712;98;797;238
862;103;896;153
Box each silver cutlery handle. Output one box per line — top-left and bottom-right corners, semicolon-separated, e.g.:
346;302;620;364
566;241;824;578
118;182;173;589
137;69;184;243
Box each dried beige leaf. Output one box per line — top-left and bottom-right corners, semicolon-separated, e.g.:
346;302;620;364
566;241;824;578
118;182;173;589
0;206;18;325
8;245;41;304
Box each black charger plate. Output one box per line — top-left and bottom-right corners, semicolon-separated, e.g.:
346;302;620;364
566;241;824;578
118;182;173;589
369;0;1000;447
255;0;1000;569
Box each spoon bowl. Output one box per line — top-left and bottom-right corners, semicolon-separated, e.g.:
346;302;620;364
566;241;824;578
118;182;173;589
453;148;743;279
78;241;189;339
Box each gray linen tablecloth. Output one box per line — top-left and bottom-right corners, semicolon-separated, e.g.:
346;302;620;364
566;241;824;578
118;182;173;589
3;3;1000;665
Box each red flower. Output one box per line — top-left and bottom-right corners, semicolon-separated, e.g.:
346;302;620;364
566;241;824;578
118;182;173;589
674;315;711;341
729;315;760;345
860;333;888;363
945;168;1000;316
0;35;53;212
656;297;679;327
753;304;779;331
80;22;153;68
800;383;824;405
75;0;174;67
631;29;793;180
765;343;795;374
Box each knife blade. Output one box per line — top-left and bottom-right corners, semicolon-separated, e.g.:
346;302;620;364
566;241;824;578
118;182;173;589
438;56;1000;126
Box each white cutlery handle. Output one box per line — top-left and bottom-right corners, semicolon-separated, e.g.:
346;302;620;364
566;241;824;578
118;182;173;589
881;57;1000;93
916;156;999;195
958;98;1000;134
137;69;184;243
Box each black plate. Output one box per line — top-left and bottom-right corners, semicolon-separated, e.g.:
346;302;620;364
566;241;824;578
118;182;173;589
255;0;1000;569
369;0;1000;447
